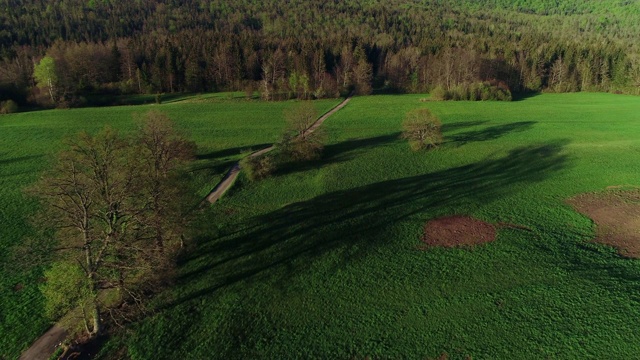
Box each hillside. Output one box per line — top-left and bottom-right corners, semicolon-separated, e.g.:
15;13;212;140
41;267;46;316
1;0;639;107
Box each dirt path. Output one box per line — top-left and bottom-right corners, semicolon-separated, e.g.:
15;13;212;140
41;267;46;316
19;325;67;360
204;95;352;204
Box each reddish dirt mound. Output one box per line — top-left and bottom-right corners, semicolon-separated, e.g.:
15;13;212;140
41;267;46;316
569;190;640;258
422;215;496;248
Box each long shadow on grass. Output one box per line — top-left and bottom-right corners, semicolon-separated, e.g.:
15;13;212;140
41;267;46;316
173;139;570;306
276;134;401;176
533;224;640;297
0;154;43;166
441;120;489;133
0;155;44;178
278;121;535;177
448;121;535;146
191;144;272;175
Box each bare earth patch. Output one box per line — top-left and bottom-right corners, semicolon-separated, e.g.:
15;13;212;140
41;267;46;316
569;190;640;258
422;215;496;248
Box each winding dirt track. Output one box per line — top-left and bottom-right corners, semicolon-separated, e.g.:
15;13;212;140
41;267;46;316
204;95;352;204
20;95;352;360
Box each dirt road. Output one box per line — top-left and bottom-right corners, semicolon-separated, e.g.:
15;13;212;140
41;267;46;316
19;325;67;360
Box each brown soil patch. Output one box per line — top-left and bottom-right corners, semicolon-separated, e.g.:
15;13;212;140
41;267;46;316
422;215;496;248
569;190;640;258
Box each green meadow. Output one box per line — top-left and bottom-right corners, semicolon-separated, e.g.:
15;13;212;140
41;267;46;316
4;92;640;358
0;95;340;359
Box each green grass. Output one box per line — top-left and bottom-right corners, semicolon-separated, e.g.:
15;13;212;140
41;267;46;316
0;95;340;359
107;93;640;359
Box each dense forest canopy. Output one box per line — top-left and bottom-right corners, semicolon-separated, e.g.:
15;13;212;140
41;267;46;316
1;0;639;106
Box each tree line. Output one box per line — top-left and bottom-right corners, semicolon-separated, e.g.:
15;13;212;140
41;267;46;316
1;0;640;108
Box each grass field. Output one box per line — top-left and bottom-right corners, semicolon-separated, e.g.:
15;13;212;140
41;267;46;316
0;96;340;359
92;92;640;359
3;92;640;359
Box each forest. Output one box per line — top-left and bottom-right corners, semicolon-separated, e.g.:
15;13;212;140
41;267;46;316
1;0;640;107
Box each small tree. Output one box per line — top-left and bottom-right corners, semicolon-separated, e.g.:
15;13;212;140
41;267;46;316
281;101;325;161
401;108;443;151
240;153;275;181
284;101;318;140
33;55;59;104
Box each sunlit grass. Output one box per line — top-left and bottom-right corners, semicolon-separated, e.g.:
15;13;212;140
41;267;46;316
117;93;640;359
0;94;339;358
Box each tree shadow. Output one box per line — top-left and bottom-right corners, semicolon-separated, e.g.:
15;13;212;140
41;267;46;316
512;91;541;102
0;154;44;178
0;154;43;166
324;133;401;160
534;225;640;297
191;144;271;176
171;139;570;306
272;119;534;177
441;120;489;133
448;121;535;145
274;134;401;176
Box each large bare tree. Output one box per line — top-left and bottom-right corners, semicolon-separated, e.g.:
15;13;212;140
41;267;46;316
30;111;195;337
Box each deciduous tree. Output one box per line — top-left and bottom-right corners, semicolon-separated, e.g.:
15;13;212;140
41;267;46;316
401;108;443;151
33;55;58;103
30;112;196;338
281;101;324;161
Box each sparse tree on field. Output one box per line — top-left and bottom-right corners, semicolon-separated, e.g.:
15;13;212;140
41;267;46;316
401;108;443;151
281;101;325;161
284;101;317;140
30;112;195;338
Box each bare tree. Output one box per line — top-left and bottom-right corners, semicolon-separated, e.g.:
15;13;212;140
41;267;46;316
30;112;196;338
135;111;196;253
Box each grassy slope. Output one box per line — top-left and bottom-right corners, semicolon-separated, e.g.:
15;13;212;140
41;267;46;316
0;96;339;359
116;93;640;359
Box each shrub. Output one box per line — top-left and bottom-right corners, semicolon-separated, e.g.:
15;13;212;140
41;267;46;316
401;108;443;151
280;137;324;162
240;153;276;181
0;99;18;114
430;85;450;101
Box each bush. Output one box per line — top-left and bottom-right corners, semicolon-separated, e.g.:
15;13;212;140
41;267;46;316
0;99;18;114
240;153;275;181
401;108;443;151
282;138;324;161
430;85;450;101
